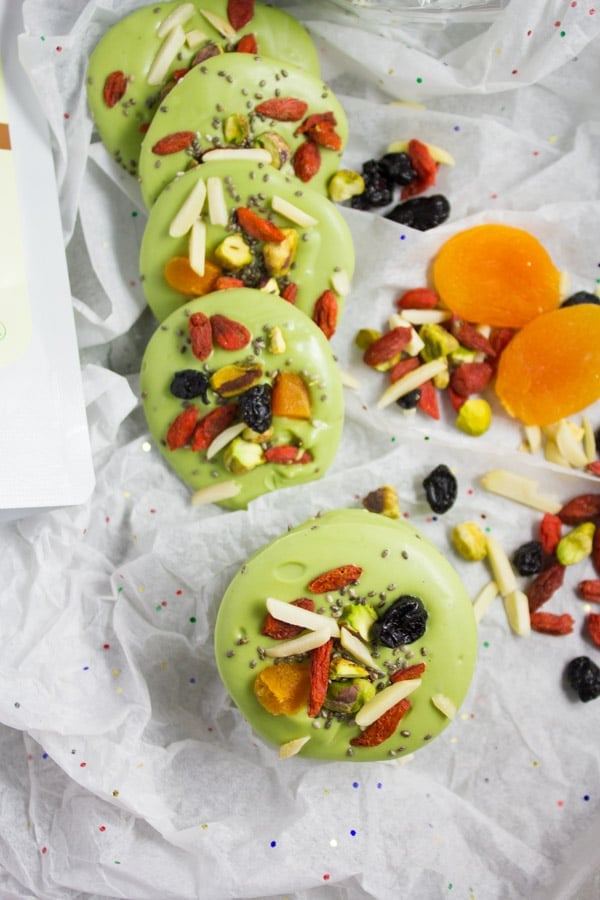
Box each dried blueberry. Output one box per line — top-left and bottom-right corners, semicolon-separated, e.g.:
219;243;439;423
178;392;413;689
396;388;421;410
565;656;600;702
378;152;417;186
170;369;210;402
385;194;450;231
351;159;394;209
422;464;457;514
375;595;428;648
560;291;600;308
512;540;543;576
238;383;272;433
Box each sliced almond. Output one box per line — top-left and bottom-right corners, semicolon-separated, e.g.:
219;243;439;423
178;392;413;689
396;308;452;325
431;693;456;720
206;421;246;460
279;736;311;759
377;358;447;409
188;219;207;276
472;580;499;623
354;678;421;729
338;368;361;391
582;416;597;464
480;470;561;514
169;178;207;238
523;424;542;454
206;176;228;226
559;270;570;299
147;25;187;86
271;195;318;228
339;627;380;671
157;2;195;38
265;597;340;638
260;277;280;295
200;8;237;38
185;28;209;49
485;534;516;598
264;627;331;659
544;439;570;468
386;139;455;166
555;420;588;468
330;268;351;298
202;147;273;164
191;480;241;506
504;589;531;637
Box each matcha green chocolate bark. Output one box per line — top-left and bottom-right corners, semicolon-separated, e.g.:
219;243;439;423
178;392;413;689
139;159;354;324
140;289;344;509
86;0;320;175
138;53;348;205
215;509;477;761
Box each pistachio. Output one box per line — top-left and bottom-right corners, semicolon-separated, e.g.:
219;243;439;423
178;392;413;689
451;521;488;561
253;132;291;169
328;169;365;203
223;113;249;145
354;328;381;351
556;522;596;566
361;485;400;519
419;322;460;361
456;398;492;437
213;234;253;270
263;228;298;277
210;362;264;397
222;437;265;474
268;325;286;355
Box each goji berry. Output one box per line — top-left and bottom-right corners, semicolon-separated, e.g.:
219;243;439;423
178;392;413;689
308;565;363;594
281;282;298;304
312;290;338;339
307;638;334;717
263;445;312;464
530;611;574;635
488;327;515;359
587;612;600;647
188;312;213;360
395;287;439;310
578;580;600;603
261;598;315;640
235;33;258;53
215;276;245;290
593;526;600;575
389;356;420;383
227;0;254;30
539;513;562;555
254;97;308;122
151;131;196;155
401;139;437;199
166;406;199;451
103;71;127;108
292;140;321;183
558;493;600;525
417;380;440;419
295;112;337;135
236;207;285;242
305;121;342;151
390;663;426;682
527;560;565;613
363;327;412;368
447;385;466;412
210;314;251;351
191;404;238;451
350;698;411;748
449;361;494;397
451;320;496;356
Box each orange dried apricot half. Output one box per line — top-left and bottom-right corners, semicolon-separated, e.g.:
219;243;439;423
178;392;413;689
433;224;561;328
271;371;312;419
163;256;222;297
253;662;310;715
495;304;600;426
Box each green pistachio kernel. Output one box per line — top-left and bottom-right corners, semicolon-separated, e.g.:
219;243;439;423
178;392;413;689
451;521;488;561
354;328;381;351
328;169;365;203
456;398;492;437
420;323;460;361
556;522;596;566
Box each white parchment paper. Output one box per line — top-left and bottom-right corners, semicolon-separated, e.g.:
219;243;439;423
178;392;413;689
2;1;599;897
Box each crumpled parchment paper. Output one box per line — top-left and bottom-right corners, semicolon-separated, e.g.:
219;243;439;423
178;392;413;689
1;1;599;897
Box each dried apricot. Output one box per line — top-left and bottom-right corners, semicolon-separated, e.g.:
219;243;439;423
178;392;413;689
271;371;311;419
432;225;561;328
163;256;222;297
495;305;600;426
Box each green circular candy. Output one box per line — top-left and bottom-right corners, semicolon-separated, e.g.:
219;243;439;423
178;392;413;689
86;0;320;176
139;159;354;324
140;289;344;509
215;509;477;761
138;53;348;206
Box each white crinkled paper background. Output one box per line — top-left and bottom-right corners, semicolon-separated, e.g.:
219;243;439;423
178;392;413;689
1;0;599;897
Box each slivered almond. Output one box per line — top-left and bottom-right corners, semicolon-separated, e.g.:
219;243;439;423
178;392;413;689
472;580;499;623
582;416;597;463
147;25;186;86
480;470;561;514
191;480;241;506
377;358;446;408
271;195;318;228
354;678;421;729
206;176;228;226
202;148;273;164
169;178;207;237
200;8;237;38
264;627;331;658
523;424;542;454
504;589;531;636
206;421;246;460
188;219;207;276
279;736;311;759
387;313;424;356
485;534;516;598
157;2;195;37
555;420;588;468
545;439;570;468
339;627;380;671
338;368;361;391
265;597;340;637
330;268;350;297
396;308;452;325
431;693;456;719
185;28;209;49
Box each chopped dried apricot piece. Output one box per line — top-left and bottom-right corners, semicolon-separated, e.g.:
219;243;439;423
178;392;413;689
253;662;310;715
164;256;222;297
433;225;561;328
271;371;311;419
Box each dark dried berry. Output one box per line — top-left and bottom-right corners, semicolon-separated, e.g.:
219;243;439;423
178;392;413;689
378;152;417;186
565;656;600;702
238;383;272;433
422;463;457;514
512;540;544;576
560;291;600;308
350;159;394;209
375;595;428;648
385;194;450;231
396;388;421;410
170;369;210;402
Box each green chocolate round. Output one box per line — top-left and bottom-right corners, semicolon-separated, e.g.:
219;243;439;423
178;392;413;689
139;160;354;323
140;289;344;509
138;53;348;206
215;509;477;761
86;0;320;176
